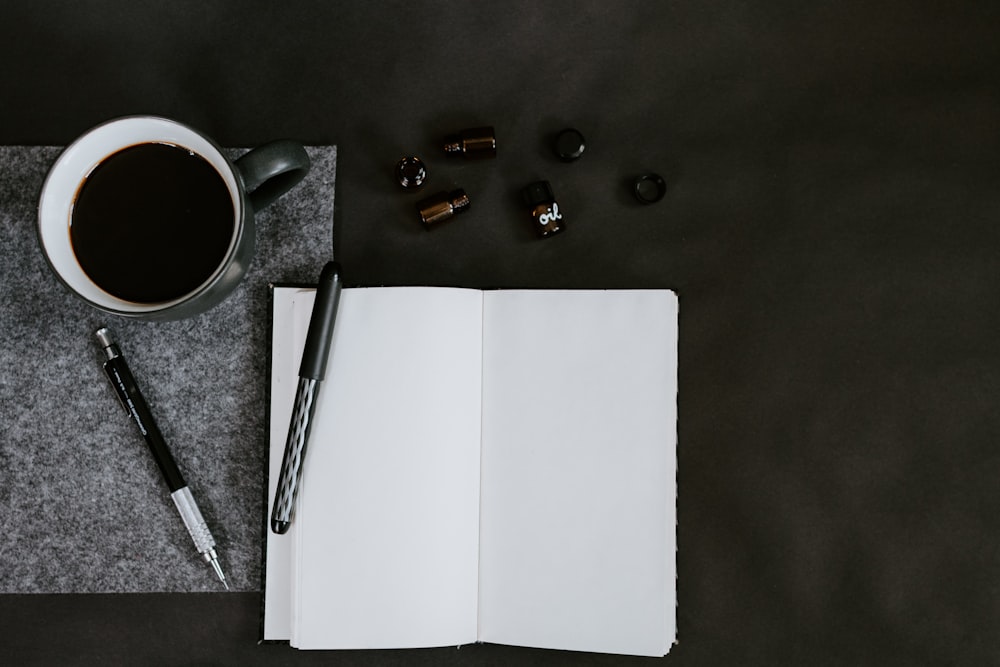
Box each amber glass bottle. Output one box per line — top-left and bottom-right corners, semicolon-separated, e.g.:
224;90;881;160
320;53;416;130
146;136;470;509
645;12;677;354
443;127;496;158
416;189;471;229
522;180;564;238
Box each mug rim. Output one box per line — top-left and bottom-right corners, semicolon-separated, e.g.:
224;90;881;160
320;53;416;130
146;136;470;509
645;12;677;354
37;115;246;316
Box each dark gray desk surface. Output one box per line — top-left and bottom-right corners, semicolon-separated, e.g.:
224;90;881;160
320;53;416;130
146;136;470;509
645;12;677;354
2;2;998;665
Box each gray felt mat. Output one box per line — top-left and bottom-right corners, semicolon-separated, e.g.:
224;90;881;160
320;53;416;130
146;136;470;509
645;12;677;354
0;145;336;593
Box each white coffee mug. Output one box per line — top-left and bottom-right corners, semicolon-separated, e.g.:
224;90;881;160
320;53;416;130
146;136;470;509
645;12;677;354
37;115;310;320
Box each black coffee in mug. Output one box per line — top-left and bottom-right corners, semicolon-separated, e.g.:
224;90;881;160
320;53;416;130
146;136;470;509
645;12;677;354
70;142;235;303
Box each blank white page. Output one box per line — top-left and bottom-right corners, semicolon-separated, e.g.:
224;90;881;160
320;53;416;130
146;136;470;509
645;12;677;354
290;287;484;649
263;286;303;641
478;290;677;657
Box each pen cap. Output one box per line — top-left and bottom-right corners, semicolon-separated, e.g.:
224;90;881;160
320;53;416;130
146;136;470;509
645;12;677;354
300;262;343;380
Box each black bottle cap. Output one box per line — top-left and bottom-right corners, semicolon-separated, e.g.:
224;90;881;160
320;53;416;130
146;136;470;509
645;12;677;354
633;173;666;204
395;156;427;189
554;128;586;161
522;180;555;207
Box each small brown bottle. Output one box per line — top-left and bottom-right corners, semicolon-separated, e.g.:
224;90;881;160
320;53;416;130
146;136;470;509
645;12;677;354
522;180;564;238
443;126;496;158
416;189;471;229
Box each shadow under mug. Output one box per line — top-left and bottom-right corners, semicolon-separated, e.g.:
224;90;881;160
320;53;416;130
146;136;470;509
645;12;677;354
37;115;311;321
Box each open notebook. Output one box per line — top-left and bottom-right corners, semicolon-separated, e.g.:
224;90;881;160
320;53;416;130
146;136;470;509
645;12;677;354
262;287;678;657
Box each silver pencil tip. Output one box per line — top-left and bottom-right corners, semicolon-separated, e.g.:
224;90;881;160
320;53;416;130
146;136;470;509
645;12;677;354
207;552;228;590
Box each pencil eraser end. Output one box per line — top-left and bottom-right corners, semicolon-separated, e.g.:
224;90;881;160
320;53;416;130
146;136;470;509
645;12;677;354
271;519;290;535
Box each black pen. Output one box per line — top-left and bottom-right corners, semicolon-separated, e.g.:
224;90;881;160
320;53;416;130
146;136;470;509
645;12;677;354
95;327;228;589
271;261;343;534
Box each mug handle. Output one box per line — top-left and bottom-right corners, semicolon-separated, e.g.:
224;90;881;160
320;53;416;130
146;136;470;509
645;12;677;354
234;140;311;211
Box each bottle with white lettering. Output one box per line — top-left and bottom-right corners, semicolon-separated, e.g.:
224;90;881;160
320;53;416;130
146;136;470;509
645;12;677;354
521;180;564;238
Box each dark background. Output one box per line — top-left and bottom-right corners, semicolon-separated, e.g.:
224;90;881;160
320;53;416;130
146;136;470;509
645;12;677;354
2;1;999;665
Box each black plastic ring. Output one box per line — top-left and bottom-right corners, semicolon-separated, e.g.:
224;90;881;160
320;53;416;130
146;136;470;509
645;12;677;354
633;173;666;204
395;156;427;189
